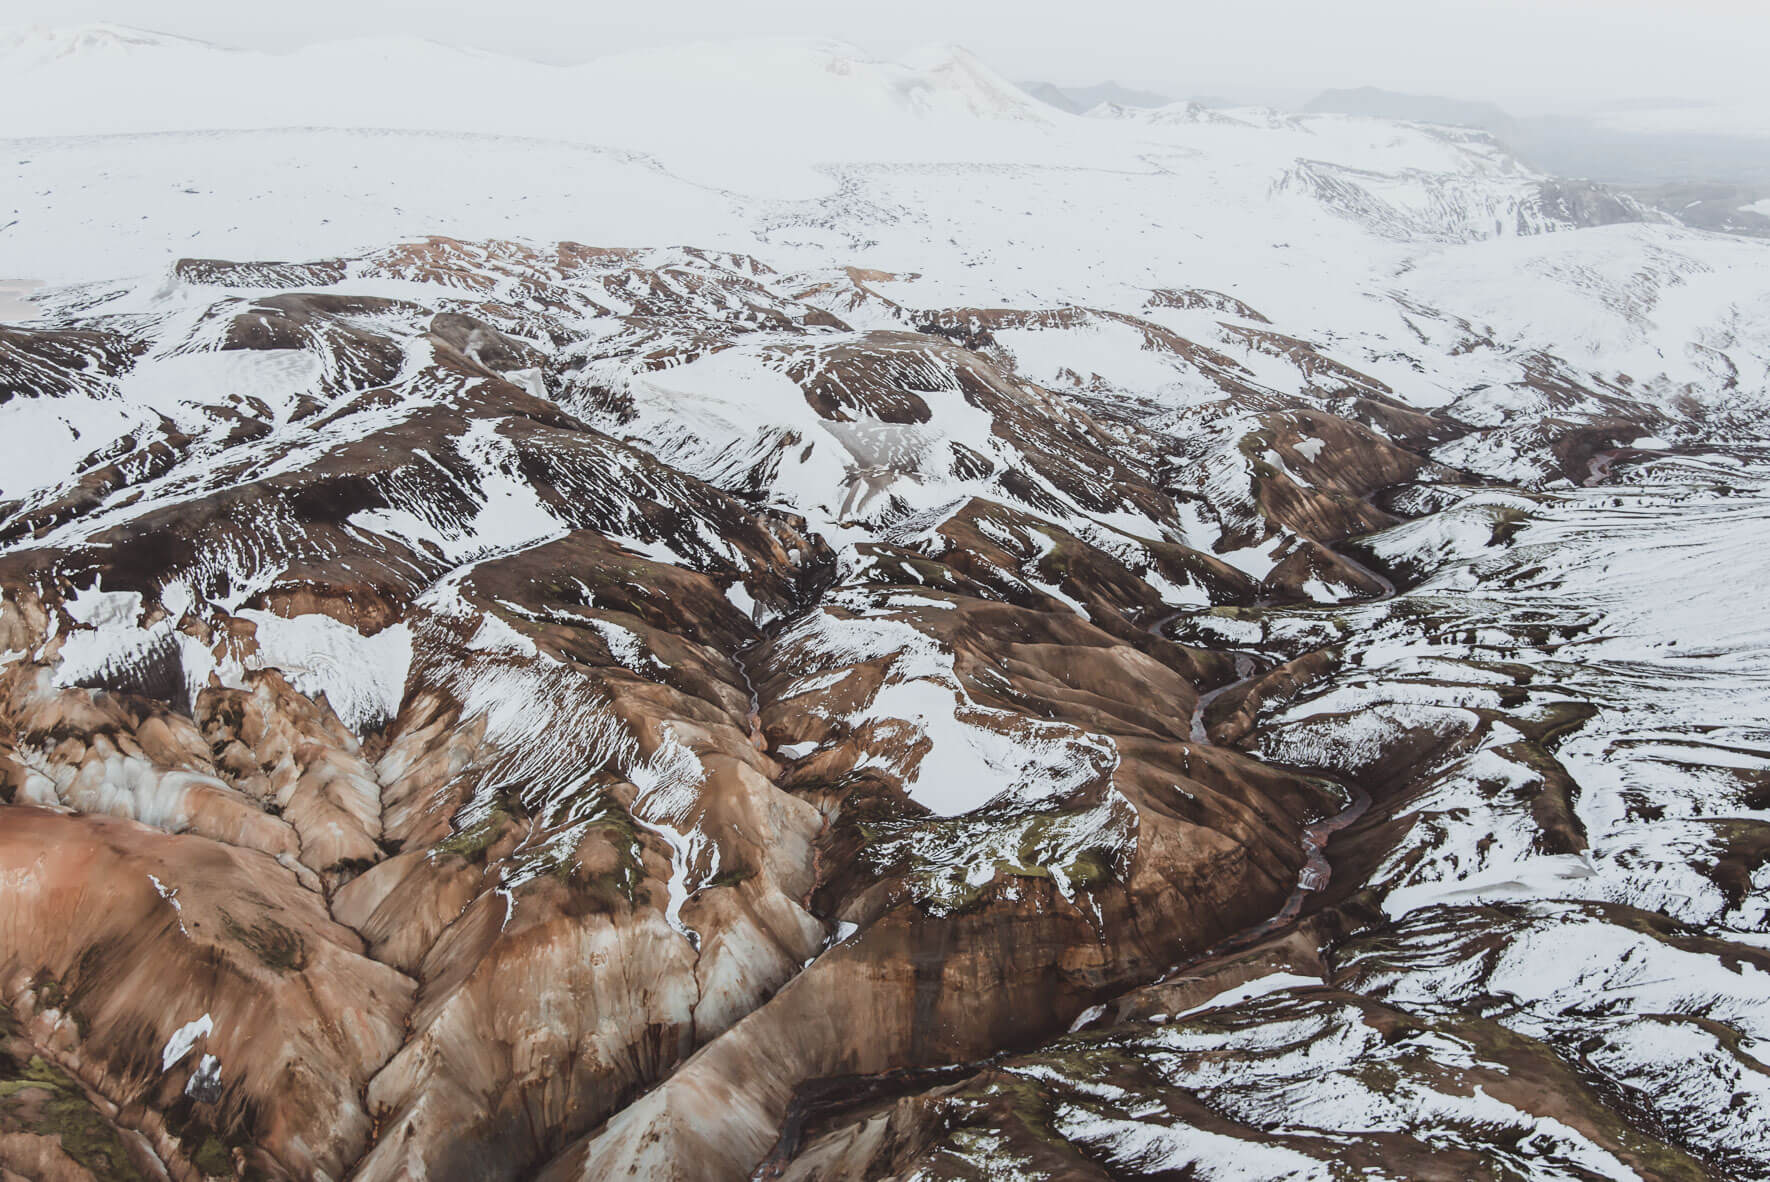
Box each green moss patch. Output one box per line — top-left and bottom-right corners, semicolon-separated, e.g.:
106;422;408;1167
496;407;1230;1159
0;1040;147;1182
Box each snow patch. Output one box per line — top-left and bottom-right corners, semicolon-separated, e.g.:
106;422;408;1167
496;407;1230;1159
160;1013;212;1072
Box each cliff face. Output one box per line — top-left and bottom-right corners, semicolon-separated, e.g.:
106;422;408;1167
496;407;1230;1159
2;238;1766;1181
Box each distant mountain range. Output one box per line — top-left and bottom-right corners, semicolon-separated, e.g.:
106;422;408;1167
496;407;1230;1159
1303;86;1517;135
1020;79;1175;113
1301;86;1770;226
1023;79;1770;197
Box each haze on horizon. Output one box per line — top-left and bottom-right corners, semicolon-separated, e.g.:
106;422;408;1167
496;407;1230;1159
1;0;1766;118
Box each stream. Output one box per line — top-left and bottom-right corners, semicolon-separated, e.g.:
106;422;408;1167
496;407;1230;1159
752;576;1395;1173
1187;651;1257;743
1152;556;1396;942
1201;777;1372;958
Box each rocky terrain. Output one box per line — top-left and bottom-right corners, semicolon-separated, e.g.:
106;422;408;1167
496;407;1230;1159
2;24;1769;1182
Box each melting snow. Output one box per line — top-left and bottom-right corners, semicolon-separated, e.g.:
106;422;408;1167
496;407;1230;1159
239;611;412;732
160;1013;212;1072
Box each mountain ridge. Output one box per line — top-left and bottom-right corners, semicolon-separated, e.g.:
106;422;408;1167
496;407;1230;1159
2;29;1768;1182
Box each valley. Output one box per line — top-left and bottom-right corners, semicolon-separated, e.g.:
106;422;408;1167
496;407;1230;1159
1;24;1767;1182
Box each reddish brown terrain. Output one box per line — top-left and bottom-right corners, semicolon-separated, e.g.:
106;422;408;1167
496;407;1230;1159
2;239;1766;1181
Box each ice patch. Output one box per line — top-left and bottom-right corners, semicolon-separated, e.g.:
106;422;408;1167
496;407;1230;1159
724;579;757;621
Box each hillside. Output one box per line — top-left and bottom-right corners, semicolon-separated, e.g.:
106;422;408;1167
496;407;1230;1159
2;26;1768;1182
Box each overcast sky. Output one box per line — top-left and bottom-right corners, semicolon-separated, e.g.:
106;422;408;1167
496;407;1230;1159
3;0;1765;114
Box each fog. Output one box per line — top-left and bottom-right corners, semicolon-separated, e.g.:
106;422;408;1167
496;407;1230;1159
5;0;1767;190
2;0;1766;117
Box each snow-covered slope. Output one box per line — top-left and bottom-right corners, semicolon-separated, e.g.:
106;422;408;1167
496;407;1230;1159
0;29;1063;196
3;25;1769;1182
7;23;1765;459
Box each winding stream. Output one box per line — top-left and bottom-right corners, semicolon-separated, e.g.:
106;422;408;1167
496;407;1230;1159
1187;652;1257;743
1148;546;1400;953
1206;779;1372;957
753;575;1398;1171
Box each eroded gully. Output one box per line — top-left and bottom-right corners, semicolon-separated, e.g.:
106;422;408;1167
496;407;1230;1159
1148;599;1379;946
752;579;1393;1174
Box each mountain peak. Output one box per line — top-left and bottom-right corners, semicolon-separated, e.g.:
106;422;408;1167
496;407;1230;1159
897;43;1053;122
0;22;220;62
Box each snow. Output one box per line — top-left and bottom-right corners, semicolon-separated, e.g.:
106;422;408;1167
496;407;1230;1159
581;618;655;676
1582;1017;1770;1161
857;676;1117;816
147;875;179;910
61;583;142;630
1052;1106;1333;1181
723;580;757;621
160;1012;212;1071
1215;536;1287;580
0;396;121;501
0;348;327;503
1362;489;1535;573
1355;901;1770;1046
627;730;716;948
994;320;1191;397
238;611;413;732
775;606;1118;818
184;1053;222;1098
0;278;42;321
351;417;568;565
4;23;1760;451
121;348;325;433
1097;992;1655;1181
51;584;192;699
148;873;190;936
1259;703;1477;776
0;33;1068;202
2;25;1769;1173
1209;452;1770;1170
1163;972;1326;1021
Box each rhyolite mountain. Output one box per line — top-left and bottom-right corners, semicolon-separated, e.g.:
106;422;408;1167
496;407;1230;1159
2;26;1769;1182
